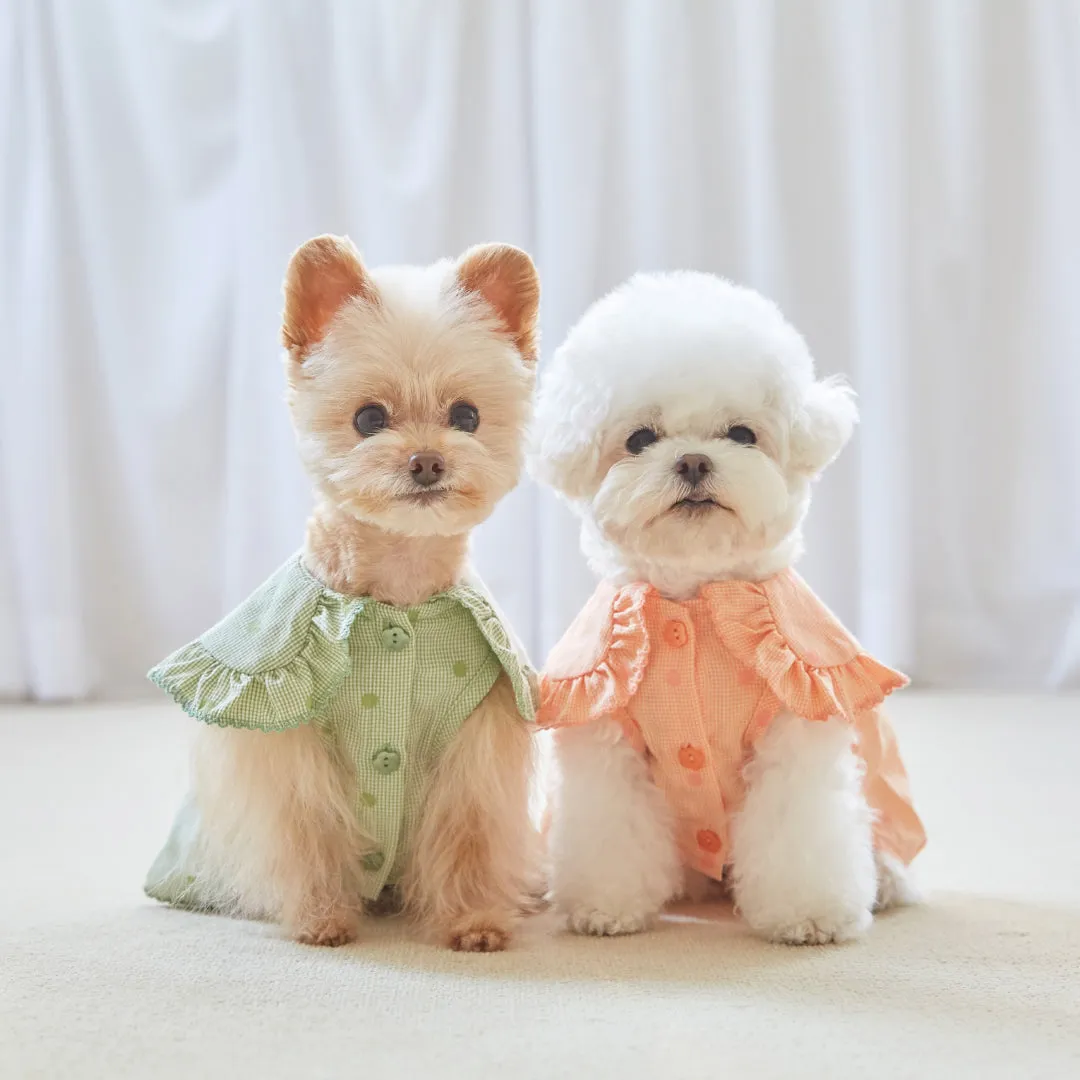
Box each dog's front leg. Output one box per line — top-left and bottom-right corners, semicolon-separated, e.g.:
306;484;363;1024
403;673;534;952
194;724;369;946
730;712;876;944
551;717;682;936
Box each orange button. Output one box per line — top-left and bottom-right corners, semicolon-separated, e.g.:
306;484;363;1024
696;829;723;854
663;619;689;648
677;744;706;771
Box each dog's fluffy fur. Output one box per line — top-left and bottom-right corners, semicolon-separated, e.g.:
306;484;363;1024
531;272;917;944
193;235;540;950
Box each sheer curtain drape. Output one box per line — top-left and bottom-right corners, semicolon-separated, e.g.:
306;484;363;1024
2;0;1078;700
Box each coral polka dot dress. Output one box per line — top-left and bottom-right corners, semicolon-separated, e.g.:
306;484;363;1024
538;570;926;881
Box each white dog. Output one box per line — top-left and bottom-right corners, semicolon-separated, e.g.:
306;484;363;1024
530;272;925;945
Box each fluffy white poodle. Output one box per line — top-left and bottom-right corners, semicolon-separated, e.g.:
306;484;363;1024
530;272;924;945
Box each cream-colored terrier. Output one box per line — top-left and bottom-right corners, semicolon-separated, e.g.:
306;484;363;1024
145;236;541;951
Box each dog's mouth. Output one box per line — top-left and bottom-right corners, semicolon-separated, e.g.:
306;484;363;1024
671;495;731;515
400;488;452;506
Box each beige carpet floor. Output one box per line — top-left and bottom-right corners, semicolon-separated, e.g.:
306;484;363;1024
1;694;1078;1078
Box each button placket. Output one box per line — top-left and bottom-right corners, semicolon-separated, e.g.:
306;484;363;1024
655;605;724;868
350;603;419;899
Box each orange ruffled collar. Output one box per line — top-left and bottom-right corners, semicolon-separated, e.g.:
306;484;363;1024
537;571;907;727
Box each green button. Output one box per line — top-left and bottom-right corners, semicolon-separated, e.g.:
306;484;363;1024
371;746;401;775
381;626;411;651
362;851;385;872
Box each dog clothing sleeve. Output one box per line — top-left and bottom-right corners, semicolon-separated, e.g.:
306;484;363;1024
146;553;537;904
148;553;536;732
702;568;909;722
148;553;361;731
537;571;907;728
535;580;651;728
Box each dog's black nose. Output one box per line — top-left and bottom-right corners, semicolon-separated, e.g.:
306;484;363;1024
675;453;711;487
409;451;445;487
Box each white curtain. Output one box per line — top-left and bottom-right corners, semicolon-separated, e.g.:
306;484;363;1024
2;0;1079;700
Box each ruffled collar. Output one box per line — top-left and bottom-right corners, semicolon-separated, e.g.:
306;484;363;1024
699;570;908;720
296;554;483;622
538;571;907;726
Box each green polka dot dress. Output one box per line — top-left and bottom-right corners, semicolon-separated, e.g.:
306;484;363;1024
143;553;536;907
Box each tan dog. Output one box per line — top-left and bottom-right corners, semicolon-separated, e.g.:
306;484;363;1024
147;236;541;951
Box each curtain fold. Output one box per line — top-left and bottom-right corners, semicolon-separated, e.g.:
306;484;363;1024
1;0;1078;699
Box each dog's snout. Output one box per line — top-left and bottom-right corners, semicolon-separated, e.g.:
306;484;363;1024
675;453;711;487
409;451;445;487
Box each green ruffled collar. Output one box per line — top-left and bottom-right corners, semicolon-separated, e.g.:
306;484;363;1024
295;555;487;625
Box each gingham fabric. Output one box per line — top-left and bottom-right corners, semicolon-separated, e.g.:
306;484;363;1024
148;553;536;901
538;570;925;881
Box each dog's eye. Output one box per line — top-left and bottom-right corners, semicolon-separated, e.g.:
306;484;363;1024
449;401;480;433
625;428;660;455
726;425;757;446
354;404;388;437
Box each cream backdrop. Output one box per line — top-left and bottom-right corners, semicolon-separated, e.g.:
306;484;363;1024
2;0;1078;700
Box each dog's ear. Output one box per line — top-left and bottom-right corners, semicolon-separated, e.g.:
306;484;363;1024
282;235;379;358
790;376;858;476
526;344;606;501
456;244;540;365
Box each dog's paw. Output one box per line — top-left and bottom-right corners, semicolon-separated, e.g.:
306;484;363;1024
567;906;650;937
293;914;357;947
450;925;510;953
768;908;872;946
